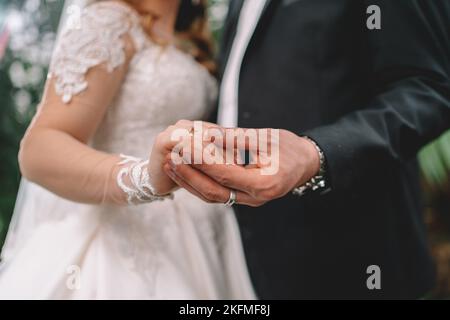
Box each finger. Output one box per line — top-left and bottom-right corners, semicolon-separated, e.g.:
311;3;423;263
201;132;245;165
192;163;264;193
166;138;270;194
210;127;274;152
168;124;267;166
162;123;193;152
206;128;277;169
171;162;257;205
171;162;230;203
168;122;223;164
163;164;211;203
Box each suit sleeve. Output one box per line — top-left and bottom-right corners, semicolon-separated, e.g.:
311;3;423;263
305;0;450;193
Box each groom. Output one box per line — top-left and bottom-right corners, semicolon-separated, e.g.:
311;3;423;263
169;0;450;298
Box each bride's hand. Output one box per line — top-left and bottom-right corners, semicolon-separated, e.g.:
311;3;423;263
149;120;195;195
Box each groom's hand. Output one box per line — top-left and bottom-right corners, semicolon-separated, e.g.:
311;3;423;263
163;128;321;207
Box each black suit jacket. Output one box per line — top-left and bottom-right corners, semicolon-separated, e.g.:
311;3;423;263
218;0;450;299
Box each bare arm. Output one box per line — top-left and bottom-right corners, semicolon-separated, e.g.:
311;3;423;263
19;34;135;205
17;2;179;205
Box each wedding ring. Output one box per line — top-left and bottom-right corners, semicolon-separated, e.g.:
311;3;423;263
224;190;237;207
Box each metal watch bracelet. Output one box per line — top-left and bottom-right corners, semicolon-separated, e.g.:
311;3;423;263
292;136;327;197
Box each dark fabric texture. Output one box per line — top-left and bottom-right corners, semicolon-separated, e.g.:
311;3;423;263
218;0;450;299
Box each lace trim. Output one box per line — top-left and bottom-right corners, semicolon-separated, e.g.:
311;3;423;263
117;154;173;205
49;2;148;104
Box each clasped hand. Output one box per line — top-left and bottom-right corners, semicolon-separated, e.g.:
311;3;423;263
149;120;320;207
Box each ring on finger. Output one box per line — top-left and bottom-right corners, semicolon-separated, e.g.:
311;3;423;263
224;190;237;207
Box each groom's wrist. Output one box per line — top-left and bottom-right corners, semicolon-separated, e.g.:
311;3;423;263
292;136;329;196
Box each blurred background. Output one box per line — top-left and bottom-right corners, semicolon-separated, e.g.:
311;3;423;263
0;0;449;298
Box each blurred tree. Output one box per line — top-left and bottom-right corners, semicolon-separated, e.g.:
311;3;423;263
0;0;64;244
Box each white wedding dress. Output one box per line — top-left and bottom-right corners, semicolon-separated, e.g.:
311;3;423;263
0;1;255;300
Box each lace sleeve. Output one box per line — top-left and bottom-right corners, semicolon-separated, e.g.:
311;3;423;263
49;2;147;104
116;155;173;205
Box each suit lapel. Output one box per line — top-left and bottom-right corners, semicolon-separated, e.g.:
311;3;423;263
261;0;273;16
224;0;275;48
248;0;280;49
218;0;244;77
221;0;244;51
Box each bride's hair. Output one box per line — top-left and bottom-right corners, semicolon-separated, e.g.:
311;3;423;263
123;0;216;75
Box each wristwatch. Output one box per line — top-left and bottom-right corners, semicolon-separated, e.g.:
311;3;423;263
292;136;328;197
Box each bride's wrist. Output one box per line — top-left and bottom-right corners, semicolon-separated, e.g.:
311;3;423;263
115;154;173;205
148;171;177;196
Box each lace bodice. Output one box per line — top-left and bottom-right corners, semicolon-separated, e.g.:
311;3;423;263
49;1;217;157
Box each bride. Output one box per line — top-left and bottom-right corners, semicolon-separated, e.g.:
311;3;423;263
0;0;255;299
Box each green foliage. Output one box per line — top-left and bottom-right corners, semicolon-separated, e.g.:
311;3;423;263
419;131;450;189
0;0;63;244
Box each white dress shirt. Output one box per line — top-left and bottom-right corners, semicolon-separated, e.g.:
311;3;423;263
217;0;268;127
